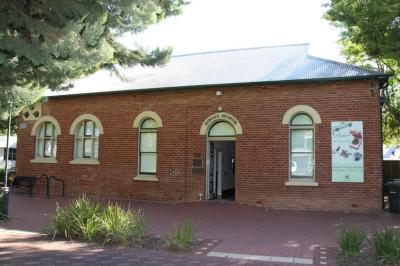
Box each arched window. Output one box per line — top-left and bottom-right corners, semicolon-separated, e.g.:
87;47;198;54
75;120;100;159
290;113;314;179
208;121;236;137
35;122;57;158
139;118;158;174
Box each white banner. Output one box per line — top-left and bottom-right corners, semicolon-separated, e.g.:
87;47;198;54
331;121;364;183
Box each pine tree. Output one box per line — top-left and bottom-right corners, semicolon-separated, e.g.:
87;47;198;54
0;0;186;119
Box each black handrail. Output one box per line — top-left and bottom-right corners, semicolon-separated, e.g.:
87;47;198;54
48;175;65;198
39;174;65;198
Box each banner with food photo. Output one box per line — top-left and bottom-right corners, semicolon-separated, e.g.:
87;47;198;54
331;121;364;183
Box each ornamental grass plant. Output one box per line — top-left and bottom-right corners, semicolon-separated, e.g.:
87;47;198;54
337;226;366;258
100;204;148;246
52;196;103;241
51;196;148;246
166;220;196;252
369;227;400;265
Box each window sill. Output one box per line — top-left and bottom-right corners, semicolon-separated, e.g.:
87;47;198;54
133;175;158;182
285;180;319;187
30;158;58;164
69;158;100;165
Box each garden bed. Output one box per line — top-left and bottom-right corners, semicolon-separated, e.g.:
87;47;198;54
326;247;385;266
335;226;400;266
48;196;197;253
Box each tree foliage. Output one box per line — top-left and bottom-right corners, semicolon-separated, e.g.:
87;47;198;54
0;0;186;122
0;116;18;136
324;0;400;144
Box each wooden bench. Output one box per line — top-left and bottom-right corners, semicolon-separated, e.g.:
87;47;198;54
11;176;37;196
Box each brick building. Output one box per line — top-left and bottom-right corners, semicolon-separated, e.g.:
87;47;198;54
16;44;390;211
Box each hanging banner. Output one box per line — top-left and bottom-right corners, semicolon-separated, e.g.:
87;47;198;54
331;121;364;183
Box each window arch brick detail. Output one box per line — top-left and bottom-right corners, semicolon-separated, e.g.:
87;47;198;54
31;116;61;136
282;105;321;125
69;114;104;135
133;111;163;128
199;112;243;135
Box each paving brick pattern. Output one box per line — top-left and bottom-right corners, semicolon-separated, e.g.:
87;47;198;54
0;231;302;266
1;193;400;265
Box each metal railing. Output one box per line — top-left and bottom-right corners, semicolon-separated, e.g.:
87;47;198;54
39;174;65;198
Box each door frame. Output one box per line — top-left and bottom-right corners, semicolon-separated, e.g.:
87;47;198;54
205;136;236;200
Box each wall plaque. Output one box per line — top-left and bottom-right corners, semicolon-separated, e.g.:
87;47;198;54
203;112;238;128
192;159;202;167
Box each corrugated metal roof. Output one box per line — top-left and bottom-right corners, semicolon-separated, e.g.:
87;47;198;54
45;43;388;97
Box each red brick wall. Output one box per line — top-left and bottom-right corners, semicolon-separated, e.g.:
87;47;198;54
16;80;383;211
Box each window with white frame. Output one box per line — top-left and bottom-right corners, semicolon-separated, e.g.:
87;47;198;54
74;120;99;159
139;118;157;174
290;113;314;179
35;122;57;158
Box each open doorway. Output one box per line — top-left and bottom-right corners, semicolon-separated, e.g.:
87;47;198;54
208;141;235;200
201;114;242;202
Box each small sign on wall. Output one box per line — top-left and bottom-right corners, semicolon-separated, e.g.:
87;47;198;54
331;121;364;183
192;159;202;167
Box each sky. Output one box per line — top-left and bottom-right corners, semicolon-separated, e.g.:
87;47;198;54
120;0;345;62
48;0;346;96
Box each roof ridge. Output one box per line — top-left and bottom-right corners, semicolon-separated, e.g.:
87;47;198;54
172;43;310;58
307;55;385;75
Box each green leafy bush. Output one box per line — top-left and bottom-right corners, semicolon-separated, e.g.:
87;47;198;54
369;228;400;264
78;216;101;242
100;204;147;246
166;220;196;252
52;203;74;239
337;226;366;257
53;196;103;241
51;196;148;245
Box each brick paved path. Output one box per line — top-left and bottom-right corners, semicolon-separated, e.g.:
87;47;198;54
0;230;302;266
1;193;400;265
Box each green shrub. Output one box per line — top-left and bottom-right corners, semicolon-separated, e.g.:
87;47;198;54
77;216;101;242
369;227;400;264
166;220;196;252
129;209;148;244
70;197;103;241
337;226;366;257
100;204;148;246
52;196;103;241
53;203;74;239
51;196;148;246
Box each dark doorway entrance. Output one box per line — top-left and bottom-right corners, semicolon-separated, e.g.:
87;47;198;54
208;141;235;200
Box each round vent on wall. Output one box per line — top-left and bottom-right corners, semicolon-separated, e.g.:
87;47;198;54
22;103;42;121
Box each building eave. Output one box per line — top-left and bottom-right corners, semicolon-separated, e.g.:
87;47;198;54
44;73;391;99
